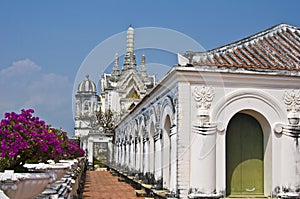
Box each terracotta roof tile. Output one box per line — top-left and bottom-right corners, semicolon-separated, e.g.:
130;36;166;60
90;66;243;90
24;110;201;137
184;24;300;72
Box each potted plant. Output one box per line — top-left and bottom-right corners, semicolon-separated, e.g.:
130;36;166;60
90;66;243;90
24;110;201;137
0;109;85;199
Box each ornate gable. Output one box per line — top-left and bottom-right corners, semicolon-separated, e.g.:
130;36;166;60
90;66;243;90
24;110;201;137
128;89;140;99
117;74;145;95
99;26;155;115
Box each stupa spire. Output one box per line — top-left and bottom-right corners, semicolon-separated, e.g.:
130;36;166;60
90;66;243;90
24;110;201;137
110;52;120;82
140;54;148;78
141;53;145;66
113;52;119;70
126;25;134;53
123;25;137;70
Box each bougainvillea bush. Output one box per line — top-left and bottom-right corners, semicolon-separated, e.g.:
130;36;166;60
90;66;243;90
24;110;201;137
0;109;84;171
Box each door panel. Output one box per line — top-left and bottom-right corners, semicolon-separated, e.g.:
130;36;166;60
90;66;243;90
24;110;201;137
226;113;263;196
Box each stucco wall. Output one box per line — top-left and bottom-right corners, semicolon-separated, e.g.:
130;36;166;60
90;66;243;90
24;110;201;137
113;67;300;198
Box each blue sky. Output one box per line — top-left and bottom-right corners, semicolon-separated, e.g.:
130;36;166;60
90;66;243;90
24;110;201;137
0;0;299;136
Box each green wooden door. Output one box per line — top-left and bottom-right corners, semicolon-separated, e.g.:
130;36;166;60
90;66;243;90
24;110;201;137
226;113;264;196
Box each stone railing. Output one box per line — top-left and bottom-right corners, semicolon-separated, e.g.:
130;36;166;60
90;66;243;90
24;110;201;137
0;157;87;199
0;170;50;199
35;158;87;199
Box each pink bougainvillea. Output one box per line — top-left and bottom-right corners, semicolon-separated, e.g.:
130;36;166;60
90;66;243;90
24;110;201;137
0;109;84;169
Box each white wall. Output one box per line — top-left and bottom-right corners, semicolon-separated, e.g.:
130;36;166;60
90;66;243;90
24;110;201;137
114;67;300;198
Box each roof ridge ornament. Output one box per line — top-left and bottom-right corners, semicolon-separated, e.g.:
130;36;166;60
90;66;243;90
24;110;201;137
140;54;147;72
114;53;119;69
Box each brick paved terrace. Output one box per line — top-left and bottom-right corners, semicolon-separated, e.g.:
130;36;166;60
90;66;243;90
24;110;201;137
83;170;140;199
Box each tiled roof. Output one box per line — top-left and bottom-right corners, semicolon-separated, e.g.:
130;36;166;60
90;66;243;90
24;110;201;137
184;24;300;72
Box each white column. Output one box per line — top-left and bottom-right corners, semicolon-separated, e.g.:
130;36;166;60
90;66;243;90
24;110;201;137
118;143;121;166
107;140;113;166
121;140;125;167
135;137;140;172
140;137;144;173
125;139;129;169
114;142;119;166
190;124;217;194
128;139;131;170
150;138;155;174
143;137;150;174
88;137;94;164
163;132;170;189
130;138;135;171
170;126;177;192
279;125;300;193
154;130;162;181
119;143;122;166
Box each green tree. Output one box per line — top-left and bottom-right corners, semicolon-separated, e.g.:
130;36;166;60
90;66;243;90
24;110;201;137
96;108;120;135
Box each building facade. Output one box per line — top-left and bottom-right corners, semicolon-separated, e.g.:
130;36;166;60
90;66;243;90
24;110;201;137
112;24;300;198
74;26;155;166
99;26;155;115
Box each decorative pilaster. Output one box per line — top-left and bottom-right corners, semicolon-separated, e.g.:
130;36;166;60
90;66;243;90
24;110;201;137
169;125;178;195
276;90;300;138
129;136;135;173
114;141;119;167
153;130;162;142
121;139;125;168
125;137;130;171
193;86;214;126
135;137;141;173
273;90;300;197
143;128;150;174
143;136;149;143
154;127;163;187
189;86;222;198
170;125;177;137
284;90;300;127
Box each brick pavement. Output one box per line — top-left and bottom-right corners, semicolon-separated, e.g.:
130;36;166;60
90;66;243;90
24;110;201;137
83;170;140;199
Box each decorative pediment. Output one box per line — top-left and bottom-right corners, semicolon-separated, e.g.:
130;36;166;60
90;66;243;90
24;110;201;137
117;74;145;92
121;81;144;100
128;89;140;99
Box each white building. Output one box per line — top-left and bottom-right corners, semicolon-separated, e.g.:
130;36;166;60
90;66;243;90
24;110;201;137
74;26;155;166
112;24;300;198
100;26;155;115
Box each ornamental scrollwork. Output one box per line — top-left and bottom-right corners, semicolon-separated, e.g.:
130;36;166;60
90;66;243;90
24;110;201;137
283;90;300;125
193;86;214;110
284;90;300;112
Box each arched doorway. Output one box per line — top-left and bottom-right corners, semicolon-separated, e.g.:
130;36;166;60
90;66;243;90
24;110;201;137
226;113;264;196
